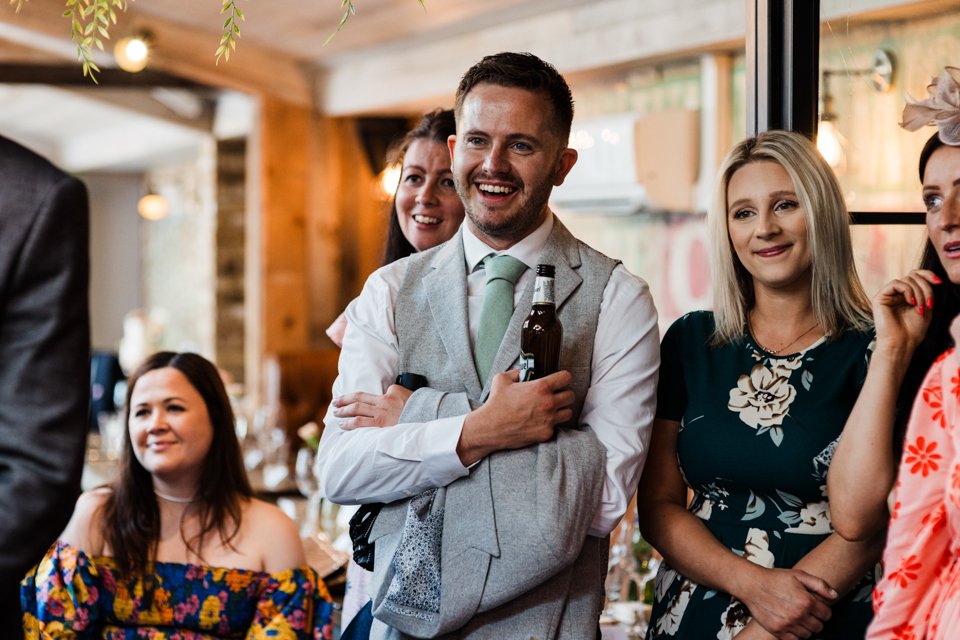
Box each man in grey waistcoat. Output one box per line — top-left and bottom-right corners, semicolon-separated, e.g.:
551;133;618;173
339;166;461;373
318;52;660;639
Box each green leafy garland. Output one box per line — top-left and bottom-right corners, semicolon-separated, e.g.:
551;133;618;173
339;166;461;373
9;0;425;83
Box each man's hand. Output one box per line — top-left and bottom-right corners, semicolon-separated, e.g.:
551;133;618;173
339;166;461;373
737;567;836;640
332;384;413;429
456;369;575;466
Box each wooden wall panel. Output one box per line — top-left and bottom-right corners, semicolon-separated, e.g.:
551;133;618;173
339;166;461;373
259;104;388;359
260;98;310;354
307;115;389;346
308;115;349;344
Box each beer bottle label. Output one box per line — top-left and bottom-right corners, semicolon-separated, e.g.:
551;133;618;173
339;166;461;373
532;277;555;305
519;350;536;382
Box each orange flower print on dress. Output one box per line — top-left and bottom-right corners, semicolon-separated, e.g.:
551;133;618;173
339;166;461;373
951;465;960;509
887;555;922;589
951;372;960;399
892;622;917;640
904;436;943;477
873;587;884;614
225;568;254;592
923;384;947;429
922;503;948;533
20;540;335;639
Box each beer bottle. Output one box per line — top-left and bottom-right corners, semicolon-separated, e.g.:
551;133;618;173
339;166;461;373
520;264;562;382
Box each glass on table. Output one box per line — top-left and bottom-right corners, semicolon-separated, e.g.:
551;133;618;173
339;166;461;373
293;444;349;577
295;445;322;537
245;404;289;485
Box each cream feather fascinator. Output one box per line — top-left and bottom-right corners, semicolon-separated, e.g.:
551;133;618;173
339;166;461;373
901;66;960;145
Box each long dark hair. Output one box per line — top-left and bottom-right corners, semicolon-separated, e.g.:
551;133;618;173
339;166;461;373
101;351;252;574
896;132;960;438
381;108;457;266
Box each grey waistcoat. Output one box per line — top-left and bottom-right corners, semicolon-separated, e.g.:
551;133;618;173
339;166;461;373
369;218;618;639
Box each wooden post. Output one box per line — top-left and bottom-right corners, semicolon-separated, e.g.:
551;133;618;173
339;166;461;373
260;99;311;355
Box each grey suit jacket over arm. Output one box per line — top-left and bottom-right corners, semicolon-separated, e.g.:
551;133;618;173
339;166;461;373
368;220;615;638
0;136;90;631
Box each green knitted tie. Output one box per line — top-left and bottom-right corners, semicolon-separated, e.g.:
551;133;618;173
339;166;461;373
474;254;527;385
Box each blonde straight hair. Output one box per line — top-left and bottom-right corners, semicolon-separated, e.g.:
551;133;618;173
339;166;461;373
709;130;872;344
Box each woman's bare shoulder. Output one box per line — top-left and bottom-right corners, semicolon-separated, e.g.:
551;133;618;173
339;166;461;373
243;498;307;572
60;487;112;555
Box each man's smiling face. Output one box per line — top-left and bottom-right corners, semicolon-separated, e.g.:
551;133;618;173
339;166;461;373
449;83;577;250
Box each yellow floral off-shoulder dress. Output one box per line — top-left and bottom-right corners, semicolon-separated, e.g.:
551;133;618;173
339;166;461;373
21;540;334;639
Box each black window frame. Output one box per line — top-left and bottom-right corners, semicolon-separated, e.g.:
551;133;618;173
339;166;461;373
746;0;923;225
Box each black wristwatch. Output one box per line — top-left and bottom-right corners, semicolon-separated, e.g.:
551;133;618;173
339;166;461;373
395;372;428;391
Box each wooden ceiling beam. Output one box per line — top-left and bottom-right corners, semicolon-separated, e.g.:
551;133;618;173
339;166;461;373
0;63;204;87
316;0;746;116
0;0;312;106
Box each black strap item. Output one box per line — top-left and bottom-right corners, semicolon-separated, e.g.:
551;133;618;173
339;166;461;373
348;372;428;571
349;504;381;571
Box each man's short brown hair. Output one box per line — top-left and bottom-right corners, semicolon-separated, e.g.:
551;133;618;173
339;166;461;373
455;52;574;142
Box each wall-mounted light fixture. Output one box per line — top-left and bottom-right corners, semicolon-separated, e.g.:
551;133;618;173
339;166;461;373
137;190;169;221
376;162;402;201
817;49;895;170
114;31;152;73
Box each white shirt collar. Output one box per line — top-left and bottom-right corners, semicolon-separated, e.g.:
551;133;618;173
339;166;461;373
462;213;554;273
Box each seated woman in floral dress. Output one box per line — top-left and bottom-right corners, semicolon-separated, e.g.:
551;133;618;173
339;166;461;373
21;351;334;638
638;130;885;639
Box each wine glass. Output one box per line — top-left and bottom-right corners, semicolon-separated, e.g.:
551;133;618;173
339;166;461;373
294;445;350;576
295;445;322;537
605;500;646;614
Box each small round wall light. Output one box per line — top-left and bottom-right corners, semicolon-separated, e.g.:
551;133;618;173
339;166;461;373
137;192;169;221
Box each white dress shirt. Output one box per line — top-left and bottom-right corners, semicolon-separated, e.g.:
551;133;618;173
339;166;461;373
317;215;660;536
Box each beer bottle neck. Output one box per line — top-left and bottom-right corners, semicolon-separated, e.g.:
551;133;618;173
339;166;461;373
531;275;556;306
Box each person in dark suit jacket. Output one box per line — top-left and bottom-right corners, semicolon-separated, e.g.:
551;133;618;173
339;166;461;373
0;135;90;632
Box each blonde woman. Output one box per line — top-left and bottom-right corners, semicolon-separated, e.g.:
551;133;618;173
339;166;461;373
638;130;883;639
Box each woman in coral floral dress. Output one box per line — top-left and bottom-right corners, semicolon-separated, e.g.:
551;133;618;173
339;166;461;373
867;78;960;639
638;131;884;639
867;347;960;639
21;352;334;638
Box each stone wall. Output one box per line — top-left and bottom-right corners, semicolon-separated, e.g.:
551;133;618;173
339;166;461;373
216;138;247;384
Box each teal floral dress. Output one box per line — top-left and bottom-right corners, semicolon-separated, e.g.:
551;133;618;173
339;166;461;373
21;540;334;639
646;311;877;639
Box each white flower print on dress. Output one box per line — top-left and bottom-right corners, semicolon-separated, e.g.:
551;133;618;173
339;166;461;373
742;528;776;568
655;579;695;636
655;565;679;604
717;599;750;639
728;364;797;446
693;497;714;519
770;355;803;378
784;500;833;534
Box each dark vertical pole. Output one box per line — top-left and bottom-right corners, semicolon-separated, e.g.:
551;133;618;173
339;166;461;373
746;0;820;139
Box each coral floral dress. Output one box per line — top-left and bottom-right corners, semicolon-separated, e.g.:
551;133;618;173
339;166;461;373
868;348;960;639
21;540;334;639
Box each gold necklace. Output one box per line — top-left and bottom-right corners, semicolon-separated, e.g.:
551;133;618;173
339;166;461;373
750;316;820;356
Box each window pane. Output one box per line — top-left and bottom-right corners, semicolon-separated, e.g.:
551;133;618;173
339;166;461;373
819;3;960;215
